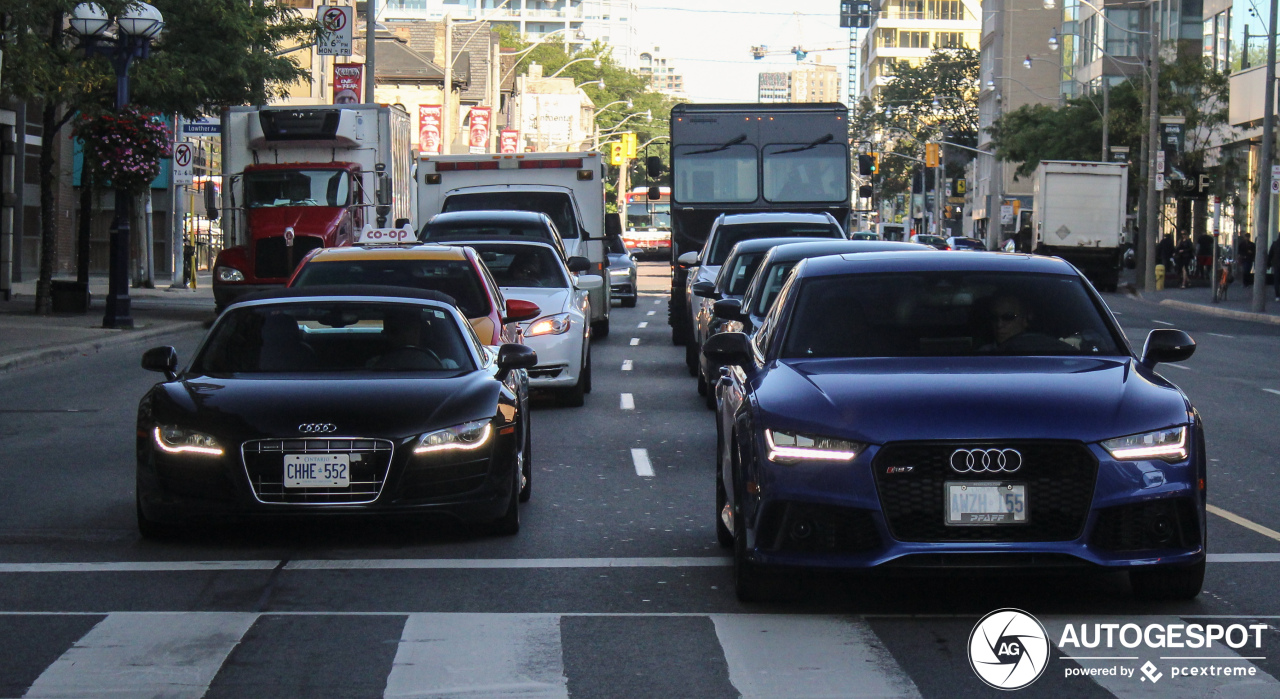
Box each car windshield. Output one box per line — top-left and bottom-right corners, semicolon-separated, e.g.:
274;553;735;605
721;252;766;296
442;193;579;238
762;144;849;203
291;259;490;318
244;170;349;208
753;261;798;315
673;144;758;203
423;222;556;246
708;223;842;266
470;244;568;289
782;272;1125;359
192;302;475;374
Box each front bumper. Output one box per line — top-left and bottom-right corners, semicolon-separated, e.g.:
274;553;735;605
610;277;636;300
522;327;585;388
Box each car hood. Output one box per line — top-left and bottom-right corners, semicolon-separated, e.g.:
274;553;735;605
502;286;569;316
755;356;1190;444
151;372;498;441
247;206;345;238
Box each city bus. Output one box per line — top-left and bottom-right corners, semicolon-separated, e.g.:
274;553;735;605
622;186;671;259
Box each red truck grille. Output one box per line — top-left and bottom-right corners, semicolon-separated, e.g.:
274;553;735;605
255;236;323;279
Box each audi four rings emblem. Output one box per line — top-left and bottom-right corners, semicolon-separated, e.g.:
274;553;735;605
298;423;338;434
951;448;1023;473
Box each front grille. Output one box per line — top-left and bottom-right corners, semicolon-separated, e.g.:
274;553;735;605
756;501;881;554
254;235;324;279
398;457;490;500
528;365;566;379
241;438;393;504
1090;497;1200;552
873;441;1098;542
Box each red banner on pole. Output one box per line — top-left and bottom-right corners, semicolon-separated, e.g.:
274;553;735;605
468;107;492;153
419;105;442;155
499;129;520;154
332;63;363;104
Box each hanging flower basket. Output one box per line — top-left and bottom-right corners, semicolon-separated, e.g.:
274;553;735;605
75;107;172;194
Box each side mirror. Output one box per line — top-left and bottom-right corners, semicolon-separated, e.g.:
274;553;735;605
647;185;661;201
605;212;623;239
691;280;719;299
496;343;537;378
712;298;745;321
702;331;753;367
646;155;662;179
677;251;700;268
567;256;591;273
141;346;179;381
1141;329;1195;368
203;184;219;221
575;274;604;291
376;172;392;206
504;298;541;324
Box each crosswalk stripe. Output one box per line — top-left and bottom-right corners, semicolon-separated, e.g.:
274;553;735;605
23;612;256;698
385;613;568;698
711;614;923;698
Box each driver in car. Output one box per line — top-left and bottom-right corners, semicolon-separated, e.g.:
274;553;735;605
368;309;454;370
985;295;1074;353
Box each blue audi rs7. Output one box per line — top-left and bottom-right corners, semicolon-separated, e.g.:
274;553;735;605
705;252;1205;602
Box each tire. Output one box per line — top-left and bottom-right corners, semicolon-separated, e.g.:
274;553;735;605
518;417;532;503
591;318;610;340
733;508;780;603
622;295;637;308
685;342;700;377
489;466;521;536
558;371;587;407
136;493;178;541
582;346;592;394
696;370;708;396
705;379;716;410
1130;560;1205;600
671;299;691;346
715;472;734;549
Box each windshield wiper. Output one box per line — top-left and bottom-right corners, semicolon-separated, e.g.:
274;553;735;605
772;134;835;155
685;134;748;156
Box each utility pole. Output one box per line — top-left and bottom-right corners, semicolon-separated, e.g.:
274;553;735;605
364;0;376;103
1101;80;1109;161
442;14;452;155
1142;15;1160;292
1253;0;1278;312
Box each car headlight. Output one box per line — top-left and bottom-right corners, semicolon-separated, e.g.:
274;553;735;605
216;266;245;282
1101;425;1188;461
609;267;630;277
414;419;492;455
153;425;224;456
526;313;572;337
765;429;863;463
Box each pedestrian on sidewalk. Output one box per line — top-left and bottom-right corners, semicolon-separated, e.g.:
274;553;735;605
1240;235;1256;287
1175;237;1194;288
1157;234;1174;271
1270;239;1280;301
1196;233;1214;280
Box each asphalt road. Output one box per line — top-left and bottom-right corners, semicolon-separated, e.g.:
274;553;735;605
0;264;1278;698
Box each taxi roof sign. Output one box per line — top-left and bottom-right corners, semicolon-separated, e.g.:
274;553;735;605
355;223;416;245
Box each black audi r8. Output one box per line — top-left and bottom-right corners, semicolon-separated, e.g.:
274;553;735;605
135;286;537;537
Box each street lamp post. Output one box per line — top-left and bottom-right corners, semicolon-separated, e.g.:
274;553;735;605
69;2;164;330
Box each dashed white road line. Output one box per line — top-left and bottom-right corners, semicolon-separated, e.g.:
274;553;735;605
1263;388;1280;397
620;393;635;410
638;321;648;328
647;310;656;316
1208;332;1235;338
621;360;633;371
1153;319;1175;326
629;337;640;346
653;299;662;305
631;448;655;477
1162;363;1192;371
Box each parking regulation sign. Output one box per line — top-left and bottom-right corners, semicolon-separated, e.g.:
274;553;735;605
317;5;353;56
173;142;194;186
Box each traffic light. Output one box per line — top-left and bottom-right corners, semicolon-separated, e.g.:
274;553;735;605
870;153;879;175
621;132;637;160
858;184;874;199
925;143;940;168
607;142;624;167
857;154;873;177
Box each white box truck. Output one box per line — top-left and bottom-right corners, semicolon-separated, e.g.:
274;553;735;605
212;104;413;311
1032;160;1129;292
417;152;611;336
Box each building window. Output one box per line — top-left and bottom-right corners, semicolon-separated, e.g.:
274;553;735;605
929;0;962;21
935;31;962;48
878;28;897;47
900;31;929;48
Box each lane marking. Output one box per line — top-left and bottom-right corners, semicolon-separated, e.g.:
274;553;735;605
1153;319;1175;326
385;613;568;699
1208;504;1280;543
712;615;922;698
653;299;661;305
1264;388;1280;397
1208;332;1235;338
629;337;640;346
631;448;655;477
0;561;279;573
1208;553;1280;562
638;321;648;328
621;360;633;371
23;612;257;699
647;310;656;316
620;393;635;410
1162;363;1192;371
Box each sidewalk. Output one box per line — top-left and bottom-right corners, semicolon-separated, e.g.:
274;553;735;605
0;274;214;374
1117;269;1280;325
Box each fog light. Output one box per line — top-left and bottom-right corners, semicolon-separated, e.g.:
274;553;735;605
1149;515;1174;544
789;519;814;541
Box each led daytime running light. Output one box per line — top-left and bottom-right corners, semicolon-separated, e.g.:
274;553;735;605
765;429;859;462
153;426;224;456
1103;426;1188;461
414;422;493;454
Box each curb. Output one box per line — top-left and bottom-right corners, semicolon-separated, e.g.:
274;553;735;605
1156;299;1280;326
0;321;203;375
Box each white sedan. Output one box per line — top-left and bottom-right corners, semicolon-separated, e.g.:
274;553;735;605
467;240;600;406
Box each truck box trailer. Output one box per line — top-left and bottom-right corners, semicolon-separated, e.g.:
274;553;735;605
1032;160;1129;292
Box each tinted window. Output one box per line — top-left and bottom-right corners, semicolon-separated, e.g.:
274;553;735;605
470;244;569;289
708;223;842;265
193;303;475;374
673;144;757;203
292;259;490;318
244;170;348;208
606;236;628;254
424;223;555;244
442;193;579;238
752;261;798;315
721;252;766;296
782;272;1124;359
762;144;849;203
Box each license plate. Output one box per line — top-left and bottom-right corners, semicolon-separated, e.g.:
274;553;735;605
945;482;1027;525
283;454;350;488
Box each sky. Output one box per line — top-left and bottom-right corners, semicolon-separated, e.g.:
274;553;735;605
632;0;857;104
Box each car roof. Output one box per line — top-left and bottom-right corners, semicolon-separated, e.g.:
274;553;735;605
235;284;460;308
725;236;835;256
308;244;468;262
763;240;930;263
799;251;1079;279
719;212;836;225
458;239;560;252
428;210;549;225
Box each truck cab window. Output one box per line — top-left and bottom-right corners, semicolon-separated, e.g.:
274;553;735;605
244;170;350;208
762;144;849;203
672;144;758;203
